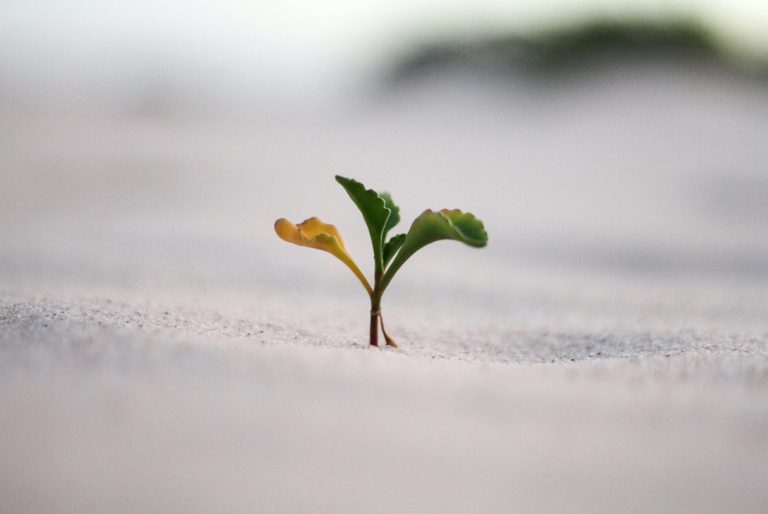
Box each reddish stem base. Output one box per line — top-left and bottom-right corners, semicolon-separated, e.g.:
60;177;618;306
369;311;379;346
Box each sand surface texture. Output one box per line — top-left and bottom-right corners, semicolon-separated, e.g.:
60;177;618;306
2;66;768;512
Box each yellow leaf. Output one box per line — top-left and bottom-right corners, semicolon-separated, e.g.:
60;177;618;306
274;217;373;295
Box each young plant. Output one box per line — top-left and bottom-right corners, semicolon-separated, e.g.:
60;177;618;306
274;176;488;347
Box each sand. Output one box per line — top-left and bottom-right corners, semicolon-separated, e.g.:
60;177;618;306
2;64;768;512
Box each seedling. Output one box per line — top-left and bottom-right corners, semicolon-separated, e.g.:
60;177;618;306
275;176;488;347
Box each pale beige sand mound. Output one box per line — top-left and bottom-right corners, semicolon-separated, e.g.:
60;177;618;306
2;65;768;512
1;288;766;513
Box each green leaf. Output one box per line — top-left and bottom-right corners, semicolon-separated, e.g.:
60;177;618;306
380;192;400;238
383;233;406;268
379;209;488;293
335;175;391;274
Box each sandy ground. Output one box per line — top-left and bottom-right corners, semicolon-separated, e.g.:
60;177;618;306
2;64;768;512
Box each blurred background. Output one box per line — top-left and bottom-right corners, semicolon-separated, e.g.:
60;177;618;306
2;0;768;315
5;6;768;511
5;4;768;511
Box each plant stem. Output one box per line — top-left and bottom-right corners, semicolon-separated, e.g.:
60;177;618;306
379;312;398;347
369;308;379;347
369;273;383;346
